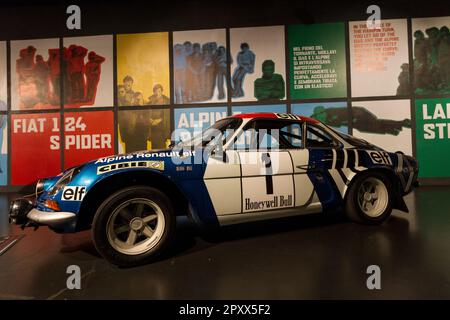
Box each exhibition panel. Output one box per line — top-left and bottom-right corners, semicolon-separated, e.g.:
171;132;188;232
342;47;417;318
11;38;60;111
117;32;171;107
63;111;115;169
0;14;448;187
349;19;409;97
63;35;114;109
289;23;347;100
11;113;61;185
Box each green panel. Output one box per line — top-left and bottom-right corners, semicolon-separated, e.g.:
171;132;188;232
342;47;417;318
415;98;450;178
288;23;347;100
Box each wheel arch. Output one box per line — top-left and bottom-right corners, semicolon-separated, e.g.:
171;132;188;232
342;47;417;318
344;167;407;212
75;170;190;231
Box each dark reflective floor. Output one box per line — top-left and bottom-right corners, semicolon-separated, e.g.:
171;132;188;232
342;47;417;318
0;187;450;299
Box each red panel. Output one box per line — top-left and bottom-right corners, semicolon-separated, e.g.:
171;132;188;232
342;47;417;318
11;113;61;185
64;111;115;169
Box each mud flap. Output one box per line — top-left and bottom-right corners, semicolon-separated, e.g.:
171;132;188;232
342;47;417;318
393;195;409;213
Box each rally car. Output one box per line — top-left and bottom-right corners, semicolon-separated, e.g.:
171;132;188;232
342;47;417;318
9;113;419;267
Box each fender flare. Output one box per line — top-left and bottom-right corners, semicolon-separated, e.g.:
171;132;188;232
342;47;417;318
75;169;195;230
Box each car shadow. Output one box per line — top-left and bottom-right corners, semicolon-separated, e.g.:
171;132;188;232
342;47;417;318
165;212;348;259
59;230;102;258
199;212;347;243
62;212;410;268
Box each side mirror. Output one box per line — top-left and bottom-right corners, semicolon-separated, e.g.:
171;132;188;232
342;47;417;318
169;139;182;148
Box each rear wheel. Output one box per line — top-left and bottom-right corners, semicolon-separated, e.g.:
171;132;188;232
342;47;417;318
345;172;392;225
92;186;175;267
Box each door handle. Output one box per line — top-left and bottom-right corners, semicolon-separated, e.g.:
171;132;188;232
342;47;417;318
297;164;317;171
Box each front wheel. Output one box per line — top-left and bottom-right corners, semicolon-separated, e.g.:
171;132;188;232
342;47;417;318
92;186;175;267
345;172;392;225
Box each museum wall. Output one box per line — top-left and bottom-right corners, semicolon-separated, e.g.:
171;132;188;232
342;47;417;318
0;0;450;189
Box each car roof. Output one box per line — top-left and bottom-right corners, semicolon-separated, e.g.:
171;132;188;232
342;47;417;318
230;112;319;124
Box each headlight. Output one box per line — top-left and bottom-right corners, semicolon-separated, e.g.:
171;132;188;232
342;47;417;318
48;166;82;197
35;179;45;197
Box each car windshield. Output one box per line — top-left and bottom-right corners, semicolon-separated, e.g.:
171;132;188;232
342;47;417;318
178;117;242;148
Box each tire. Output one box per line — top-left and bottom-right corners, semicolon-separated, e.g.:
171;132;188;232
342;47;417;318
344;171;392;225
92;186;175;267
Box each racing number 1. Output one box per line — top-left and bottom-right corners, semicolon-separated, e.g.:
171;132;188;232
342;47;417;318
261;153;273;195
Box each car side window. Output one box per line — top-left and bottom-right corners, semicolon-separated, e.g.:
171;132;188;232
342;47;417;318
305;123;338;148
232;119;302;151
280;122;303;148
234;127;255;150
234;125;280;150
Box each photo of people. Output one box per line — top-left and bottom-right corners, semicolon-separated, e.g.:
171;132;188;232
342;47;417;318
232;42;255;98
117;32;170;107
0;42;6;111
63;35;113;108
11;38;60;110
118;109;171;153
173;29;227;104
292;102;349;133
117;77;169;106
254;60;285;101
412;17;450;95
230;26;286;102
0;114;7;186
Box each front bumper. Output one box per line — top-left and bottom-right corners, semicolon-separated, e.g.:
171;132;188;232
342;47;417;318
9;198;76;228
27;209;76;227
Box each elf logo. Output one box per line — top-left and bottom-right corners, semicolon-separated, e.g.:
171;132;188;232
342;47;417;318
275;113;302;120
62;186;86;201
367;151;392;166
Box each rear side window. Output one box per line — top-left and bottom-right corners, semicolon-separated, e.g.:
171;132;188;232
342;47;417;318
233;124;282;150
305;124;338;148
280;122;303;148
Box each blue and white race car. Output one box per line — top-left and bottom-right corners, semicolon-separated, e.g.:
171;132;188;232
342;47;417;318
10;113;419;266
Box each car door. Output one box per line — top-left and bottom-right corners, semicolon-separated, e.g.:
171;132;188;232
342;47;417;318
202;119;243;217
203;149;242;216
235;119;295;213
282;121;319;208
301;122;346;208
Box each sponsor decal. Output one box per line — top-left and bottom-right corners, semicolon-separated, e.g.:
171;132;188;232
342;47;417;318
62;186;86;201
176;166;193;172
367;150;392;165
95;151;195;164
245;195;293;211
275;113;302;120
97;161;164;174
